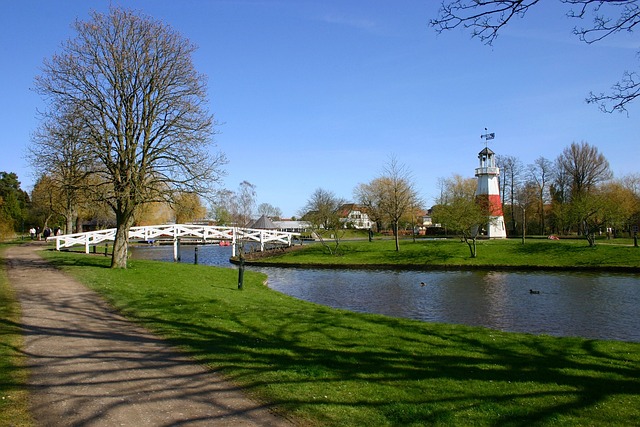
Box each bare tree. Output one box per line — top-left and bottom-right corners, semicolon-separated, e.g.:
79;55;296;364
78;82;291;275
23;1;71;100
378;157;422;252
235;181;257;227
353;179;386;232
29;105;94;234
300;188;346;255
527;156;554;234
430;0;640;113
34;7;226;268
257;203;282;220
557;141;612;198
515;181;538;244
217;182;257;227
495;154;523;234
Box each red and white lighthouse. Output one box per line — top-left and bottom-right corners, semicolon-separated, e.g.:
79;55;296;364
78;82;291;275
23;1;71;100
475;144;507;239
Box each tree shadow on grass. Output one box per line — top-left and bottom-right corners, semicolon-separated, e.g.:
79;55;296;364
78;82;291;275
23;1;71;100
32;250;640;426
119;291;640;426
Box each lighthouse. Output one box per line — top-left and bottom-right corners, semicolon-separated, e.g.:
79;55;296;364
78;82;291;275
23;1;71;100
475;135;507;239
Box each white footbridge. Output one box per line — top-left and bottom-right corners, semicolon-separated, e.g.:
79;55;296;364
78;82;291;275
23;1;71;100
51;224;300;259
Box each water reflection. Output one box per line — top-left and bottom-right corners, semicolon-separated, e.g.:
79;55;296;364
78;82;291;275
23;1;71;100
129;244;640;342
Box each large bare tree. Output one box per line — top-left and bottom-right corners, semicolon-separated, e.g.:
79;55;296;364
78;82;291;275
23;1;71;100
557;141;612;198
34;7;226;268
431;0;640;113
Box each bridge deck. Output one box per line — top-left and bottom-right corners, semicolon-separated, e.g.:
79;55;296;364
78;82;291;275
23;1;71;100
51;224;300;258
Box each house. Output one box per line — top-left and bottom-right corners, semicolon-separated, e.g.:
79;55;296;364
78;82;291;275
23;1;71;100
415;209;442;235
338;204;373;230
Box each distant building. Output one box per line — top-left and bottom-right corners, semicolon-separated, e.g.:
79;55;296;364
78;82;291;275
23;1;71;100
338;204;373;229
415;209;437;235
272;220;312;233
249;214;278;229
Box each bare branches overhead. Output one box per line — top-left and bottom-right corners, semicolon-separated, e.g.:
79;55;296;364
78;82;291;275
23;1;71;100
430;0;640;113
430;0;542;46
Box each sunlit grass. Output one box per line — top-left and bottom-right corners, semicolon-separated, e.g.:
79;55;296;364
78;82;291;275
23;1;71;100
41;250;640;426
256;238;640;270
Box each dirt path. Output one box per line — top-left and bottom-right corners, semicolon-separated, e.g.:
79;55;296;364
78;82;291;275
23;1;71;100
5;243;293;427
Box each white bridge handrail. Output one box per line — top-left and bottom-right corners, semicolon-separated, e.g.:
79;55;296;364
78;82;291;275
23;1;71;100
51;224;300;258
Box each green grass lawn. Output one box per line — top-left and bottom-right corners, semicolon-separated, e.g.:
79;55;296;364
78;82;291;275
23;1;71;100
40;250;640;426
254;237;640;270
0;244;34;427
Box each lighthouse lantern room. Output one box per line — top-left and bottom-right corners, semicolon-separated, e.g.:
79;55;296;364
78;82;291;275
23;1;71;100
475;143;507;239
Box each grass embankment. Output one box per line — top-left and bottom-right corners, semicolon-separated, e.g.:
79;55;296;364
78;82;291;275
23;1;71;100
253;238;640;270
41;250;640;426
0;244;34;427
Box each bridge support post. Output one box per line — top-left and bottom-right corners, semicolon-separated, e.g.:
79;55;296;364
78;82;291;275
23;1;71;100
231;228;237;257
173;238;181;262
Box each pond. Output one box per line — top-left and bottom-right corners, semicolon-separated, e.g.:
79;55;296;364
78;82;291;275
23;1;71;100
129;244;640;342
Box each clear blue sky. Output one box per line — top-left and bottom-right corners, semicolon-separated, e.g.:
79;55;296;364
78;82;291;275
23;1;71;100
1;1;638;218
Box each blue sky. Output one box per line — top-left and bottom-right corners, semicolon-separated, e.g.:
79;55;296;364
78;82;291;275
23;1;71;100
1;1;638;218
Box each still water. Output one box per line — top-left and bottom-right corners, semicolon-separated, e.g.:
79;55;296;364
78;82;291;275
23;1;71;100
129;244;640;342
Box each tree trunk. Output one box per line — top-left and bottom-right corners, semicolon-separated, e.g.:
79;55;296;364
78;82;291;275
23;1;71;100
394;222;400;251
111;211;135;268
464;235;477;258
521;208;526;245
65;206;76;234
66;215;74;235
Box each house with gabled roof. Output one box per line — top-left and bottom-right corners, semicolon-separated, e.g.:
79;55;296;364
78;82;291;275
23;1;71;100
338;203;372;230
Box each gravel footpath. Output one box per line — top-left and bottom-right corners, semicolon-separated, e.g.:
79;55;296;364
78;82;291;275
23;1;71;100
5;243;293;427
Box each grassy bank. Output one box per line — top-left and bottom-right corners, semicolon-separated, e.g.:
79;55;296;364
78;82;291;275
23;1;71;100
0;244;34;427
251;238;640;270
41;250;640;426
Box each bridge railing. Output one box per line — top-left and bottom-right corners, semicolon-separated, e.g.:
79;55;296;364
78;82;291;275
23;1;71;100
51;224;300;258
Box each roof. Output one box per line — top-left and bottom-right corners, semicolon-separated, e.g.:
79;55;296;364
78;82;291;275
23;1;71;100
249;214;278;229
479;147;495;155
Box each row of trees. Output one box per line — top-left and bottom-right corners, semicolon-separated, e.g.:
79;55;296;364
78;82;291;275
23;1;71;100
0;172;30;239
0;169;212;240
496;141;639;244
433;141;640;256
